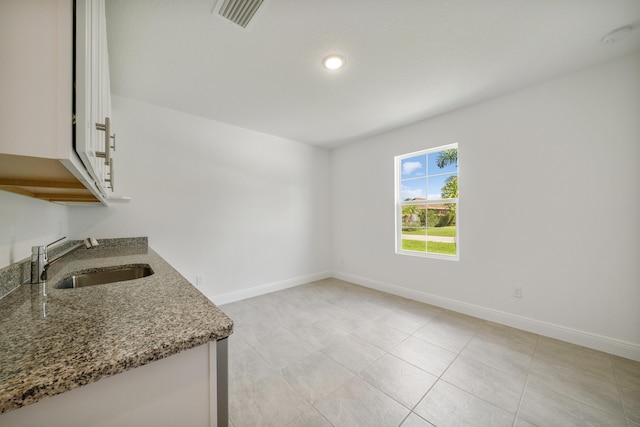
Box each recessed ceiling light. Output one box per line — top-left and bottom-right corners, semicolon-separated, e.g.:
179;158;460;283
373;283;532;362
602;26;632;44
323;55;345;70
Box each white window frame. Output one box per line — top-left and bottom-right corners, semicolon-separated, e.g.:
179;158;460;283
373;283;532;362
394;143;459;261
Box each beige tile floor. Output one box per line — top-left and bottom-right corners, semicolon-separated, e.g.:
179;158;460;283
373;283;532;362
220;278;640;427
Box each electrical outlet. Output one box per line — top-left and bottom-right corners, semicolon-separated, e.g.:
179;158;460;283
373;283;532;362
513;287;522;298
196;276;203;286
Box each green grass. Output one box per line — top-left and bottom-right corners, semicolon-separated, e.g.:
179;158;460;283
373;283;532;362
402;226;456;237
427;226;456;237
427;241;457;255
402;239;426;251
402;239;457;256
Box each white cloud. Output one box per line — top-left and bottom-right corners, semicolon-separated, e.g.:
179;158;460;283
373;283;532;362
402;161;422;176
401;185;424;200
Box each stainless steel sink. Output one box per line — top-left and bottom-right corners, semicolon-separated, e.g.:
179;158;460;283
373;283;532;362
56;264;154;289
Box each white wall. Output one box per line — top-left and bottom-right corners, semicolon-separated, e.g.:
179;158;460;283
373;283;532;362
69;96;332;303
331;52;640;359
2;51;637;359
0;191;68;267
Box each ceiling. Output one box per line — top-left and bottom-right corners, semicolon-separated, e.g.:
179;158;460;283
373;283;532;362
106;0;640;148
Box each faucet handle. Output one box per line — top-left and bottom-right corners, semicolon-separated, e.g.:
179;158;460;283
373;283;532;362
84;237;99;248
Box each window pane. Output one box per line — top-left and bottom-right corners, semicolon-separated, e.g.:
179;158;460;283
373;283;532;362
401;204;426;252
427;173;458;200
400;177;426;201
401;155;426;178
426;204;457;256
428;149;458;174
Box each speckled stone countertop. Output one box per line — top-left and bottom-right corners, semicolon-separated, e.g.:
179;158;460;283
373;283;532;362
0;237;233;414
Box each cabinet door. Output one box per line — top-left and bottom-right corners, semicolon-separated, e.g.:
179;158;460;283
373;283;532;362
92;0;113;191
76;0;111;195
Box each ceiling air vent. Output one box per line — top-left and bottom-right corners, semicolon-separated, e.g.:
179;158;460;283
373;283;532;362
216;0;265;29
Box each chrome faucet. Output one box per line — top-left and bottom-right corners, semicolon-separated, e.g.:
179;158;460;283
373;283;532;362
31;237;99;284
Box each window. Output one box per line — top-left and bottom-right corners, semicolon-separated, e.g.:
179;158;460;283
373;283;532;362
395;143;459;260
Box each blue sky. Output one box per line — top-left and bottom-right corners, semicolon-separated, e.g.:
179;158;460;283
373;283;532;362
400;151;457;200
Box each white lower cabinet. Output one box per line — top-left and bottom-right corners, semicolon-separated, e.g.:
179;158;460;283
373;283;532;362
0;340;228;427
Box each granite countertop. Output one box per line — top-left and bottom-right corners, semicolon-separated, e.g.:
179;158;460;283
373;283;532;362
0;237;233;414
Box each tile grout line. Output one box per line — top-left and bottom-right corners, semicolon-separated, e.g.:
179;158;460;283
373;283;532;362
423;320;535;424
295;283;434;426
241;295;335;426
230;295;312;421
511;334;541;427
537;338;631;424
402;317;481;425
282;281;397;426
609;354;632;426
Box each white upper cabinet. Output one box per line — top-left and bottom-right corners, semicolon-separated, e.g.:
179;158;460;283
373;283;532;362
0;0;115;203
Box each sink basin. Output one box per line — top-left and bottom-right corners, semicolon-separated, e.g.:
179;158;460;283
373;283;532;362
56;264;154;289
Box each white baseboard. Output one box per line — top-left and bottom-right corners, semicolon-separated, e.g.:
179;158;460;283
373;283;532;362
210;271;333;306
333;271;640;362
205;269;639;361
